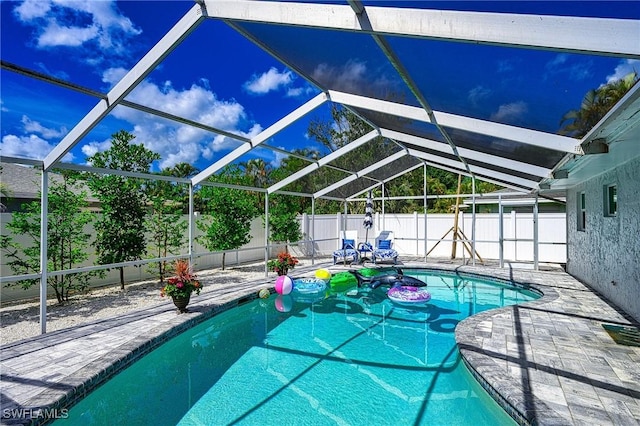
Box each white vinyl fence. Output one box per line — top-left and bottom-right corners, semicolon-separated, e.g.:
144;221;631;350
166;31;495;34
299;212;567;264
1;212;566;303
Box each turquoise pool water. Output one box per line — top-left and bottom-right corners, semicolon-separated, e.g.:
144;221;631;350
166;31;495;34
58;270;538;425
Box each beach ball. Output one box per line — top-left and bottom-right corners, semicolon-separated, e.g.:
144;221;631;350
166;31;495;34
258;288;270;299
315;268;331;282
275;275;293;295
275;295;292;312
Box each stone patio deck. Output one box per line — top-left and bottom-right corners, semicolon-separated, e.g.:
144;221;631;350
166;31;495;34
1;258;639;425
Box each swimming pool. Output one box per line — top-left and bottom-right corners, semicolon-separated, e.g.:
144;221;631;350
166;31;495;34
58;270;538;425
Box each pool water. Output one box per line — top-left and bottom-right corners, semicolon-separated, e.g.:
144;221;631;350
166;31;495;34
58;270;538;425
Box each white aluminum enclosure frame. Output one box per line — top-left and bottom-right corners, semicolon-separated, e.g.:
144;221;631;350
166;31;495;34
1;1;638;334
204;1;639;57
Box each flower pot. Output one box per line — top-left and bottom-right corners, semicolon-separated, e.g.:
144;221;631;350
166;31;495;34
172;295;191;313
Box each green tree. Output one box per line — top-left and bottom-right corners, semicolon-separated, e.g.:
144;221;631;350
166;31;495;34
0;171;97;304
144;166;190;282
0;164;12;212
240;158;271;210
196;165;259;270
164;162;199;213
86;130;161;289
267;193;303;252
305;104;491;213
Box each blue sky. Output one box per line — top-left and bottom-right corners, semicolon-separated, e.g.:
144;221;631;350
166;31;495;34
1;1;639;173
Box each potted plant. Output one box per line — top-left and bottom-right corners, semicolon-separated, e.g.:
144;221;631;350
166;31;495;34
161;259;202;313
267;251;299;276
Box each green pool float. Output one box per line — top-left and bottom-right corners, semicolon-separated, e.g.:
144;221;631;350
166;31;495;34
328;271;358;292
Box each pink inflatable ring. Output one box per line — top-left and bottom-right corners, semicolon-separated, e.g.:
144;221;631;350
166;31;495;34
387;286;431;305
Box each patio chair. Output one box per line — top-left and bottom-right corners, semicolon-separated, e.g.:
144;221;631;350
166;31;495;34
372;231;398;264
333;231;359;264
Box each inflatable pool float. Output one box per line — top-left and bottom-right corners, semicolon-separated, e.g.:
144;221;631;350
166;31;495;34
293;277;327;294
350;268;427;289
387;286;431;305
329;272;358;293
357;267;402;278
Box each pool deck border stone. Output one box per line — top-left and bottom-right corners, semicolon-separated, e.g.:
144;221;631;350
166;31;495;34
1;258;639;425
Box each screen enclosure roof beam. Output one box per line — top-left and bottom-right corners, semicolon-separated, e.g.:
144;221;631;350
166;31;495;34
381;129;551;178
43;4;207;171
406;149;539;190
191;92;328;186
204;0;640;57
329;90;578;154
314;151;406;198
267;129;379;195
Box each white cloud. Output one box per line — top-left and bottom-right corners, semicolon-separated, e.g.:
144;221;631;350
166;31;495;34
244;67;293;95
545;54;592;81
312;60;367;93
546;54;567;71
497;59;516;73
0;134;73;162
605;59;640;84
269;150;289;168
81;70;264;169
13;0;141;58
490;101;528;123
286;85;317;98
81;138;111;159
21;115;67;139
38;21;99;48
5;68;265;170
102;66;127;86
468;85;491;106
13;0;51;20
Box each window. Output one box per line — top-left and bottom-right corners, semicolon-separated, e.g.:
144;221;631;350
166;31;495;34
605;184;617;217
577;191;586;231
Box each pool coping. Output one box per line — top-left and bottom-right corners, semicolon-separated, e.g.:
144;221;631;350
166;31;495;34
0;276;277;426
424;263;640;426
1;261;639;425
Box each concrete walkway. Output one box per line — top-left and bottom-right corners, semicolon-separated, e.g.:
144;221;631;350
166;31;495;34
1;259;639;425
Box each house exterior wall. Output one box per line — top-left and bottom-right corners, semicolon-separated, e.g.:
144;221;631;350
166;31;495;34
566;156;640;323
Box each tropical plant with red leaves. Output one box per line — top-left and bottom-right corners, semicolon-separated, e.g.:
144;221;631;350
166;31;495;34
161;259;202;299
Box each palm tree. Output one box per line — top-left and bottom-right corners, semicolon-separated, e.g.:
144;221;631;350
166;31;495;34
560;71;638;138
243;158;270;188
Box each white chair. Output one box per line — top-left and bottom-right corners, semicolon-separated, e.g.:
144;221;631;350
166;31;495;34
372;231;398;264
333;230;359;264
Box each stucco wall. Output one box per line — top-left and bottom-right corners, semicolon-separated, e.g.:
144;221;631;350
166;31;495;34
566;155;640;323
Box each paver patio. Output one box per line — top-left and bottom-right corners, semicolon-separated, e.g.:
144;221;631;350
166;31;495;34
1;258;639;425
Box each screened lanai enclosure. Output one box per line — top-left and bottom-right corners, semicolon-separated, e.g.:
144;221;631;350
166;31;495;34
1;1;639;332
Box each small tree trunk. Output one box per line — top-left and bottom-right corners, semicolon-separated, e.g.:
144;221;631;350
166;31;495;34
54;286;63;305
119;267;125;290
222;252;226;271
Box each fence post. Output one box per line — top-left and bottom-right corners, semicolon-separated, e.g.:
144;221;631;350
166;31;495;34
39;170;49;334
534;195;539;270
499;196;504;268
414;211;419;255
